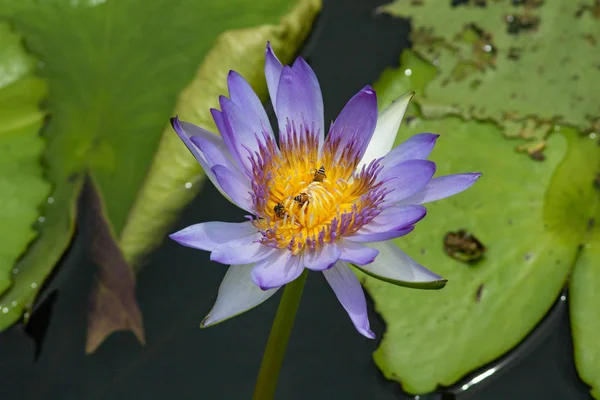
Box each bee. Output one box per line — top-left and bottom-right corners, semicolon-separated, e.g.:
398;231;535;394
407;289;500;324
293;192;309;206
273;203;286;218
312;165;326;182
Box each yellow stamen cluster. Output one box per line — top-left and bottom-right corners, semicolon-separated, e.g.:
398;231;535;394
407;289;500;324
251;132;383;254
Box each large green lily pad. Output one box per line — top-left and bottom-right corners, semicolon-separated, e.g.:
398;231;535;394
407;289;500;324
361;116;584;393
380;0;600;145
569;137;600;399
363;117;597;393
0;0;319;335
0;22;49;300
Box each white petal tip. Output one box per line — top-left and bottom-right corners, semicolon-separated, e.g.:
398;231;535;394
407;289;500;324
396;91;415;102
362;330;376;339
168;231;186;245
388;91;415;111
200;315;214;328
463;172;483;186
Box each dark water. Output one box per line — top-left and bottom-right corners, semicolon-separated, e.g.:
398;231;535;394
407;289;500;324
0;0;593;399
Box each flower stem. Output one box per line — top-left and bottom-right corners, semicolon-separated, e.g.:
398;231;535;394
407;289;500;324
252;270;308;400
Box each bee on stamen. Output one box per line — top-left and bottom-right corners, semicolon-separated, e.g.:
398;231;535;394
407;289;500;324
293;192;309;206
273;203;286;218
312;165;326;182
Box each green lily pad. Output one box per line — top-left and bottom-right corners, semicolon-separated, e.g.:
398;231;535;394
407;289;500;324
0;0;319;332
380;0;600;143
569;137;600;399
120;0;321;267
0;22;49;299
360;58;598;390
362;115;593;393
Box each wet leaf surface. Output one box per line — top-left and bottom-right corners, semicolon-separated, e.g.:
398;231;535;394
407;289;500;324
381;0;600;151
0;22;49;299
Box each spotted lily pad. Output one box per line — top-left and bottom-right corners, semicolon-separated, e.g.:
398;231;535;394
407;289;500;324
360;64;597;391
0;22;49;299
380;0;600;147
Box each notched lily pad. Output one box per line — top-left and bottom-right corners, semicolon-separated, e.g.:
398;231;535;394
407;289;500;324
0;22;50;306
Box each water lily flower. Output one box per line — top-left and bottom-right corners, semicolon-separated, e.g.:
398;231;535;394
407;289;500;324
169;43;481;339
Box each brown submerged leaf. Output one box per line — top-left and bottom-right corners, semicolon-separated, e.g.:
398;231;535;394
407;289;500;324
83;177;145;354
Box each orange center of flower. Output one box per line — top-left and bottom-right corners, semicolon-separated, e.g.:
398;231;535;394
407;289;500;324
250;126;386;255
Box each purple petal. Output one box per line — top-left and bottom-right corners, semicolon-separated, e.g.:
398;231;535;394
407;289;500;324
337;240;379;265
169;220;257;251
211;238;276;265
170;117;237;201
218;96;268;172
323;261;375;339
227;70;274;139
171;117;216;166
381;133;439;166
358;205;426;236
399;173;482;205
381;159;436;204
356;241;446;289
346;225;415;243
265;42;283;112
291;57;325;146
275;61;324;146
189;135;231;169
201;263;279;328
251;249;304;290
211;107;248;173
326;86;378;162
211;165;255;213
303;243;341;271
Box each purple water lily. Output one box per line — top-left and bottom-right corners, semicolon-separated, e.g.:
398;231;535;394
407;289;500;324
169;43;480;339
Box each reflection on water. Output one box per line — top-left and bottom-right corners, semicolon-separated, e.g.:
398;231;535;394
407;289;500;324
438;289;569;398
